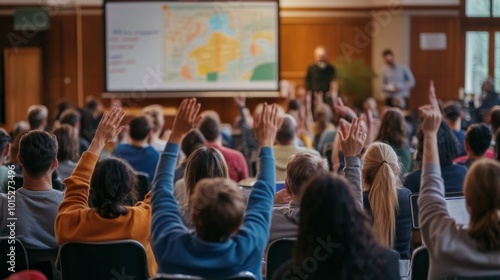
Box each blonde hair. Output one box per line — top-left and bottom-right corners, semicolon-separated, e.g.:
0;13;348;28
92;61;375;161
143;104;164;133
362;142;401;247
464;159;500;251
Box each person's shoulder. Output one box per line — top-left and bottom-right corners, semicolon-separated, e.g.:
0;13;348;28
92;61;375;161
446;163;468;173
145;145;160;156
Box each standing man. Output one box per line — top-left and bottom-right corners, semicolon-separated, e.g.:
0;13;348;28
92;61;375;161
381;49;415;108
305;45;336;111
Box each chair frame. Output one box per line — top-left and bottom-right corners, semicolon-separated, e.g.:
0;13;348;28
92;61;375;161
150;271;256;280
265;238;296;280
0;236;29;277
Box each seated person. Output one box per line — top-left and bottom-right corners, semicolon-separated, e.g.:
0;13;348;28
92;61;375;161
27;105;48;131
269;153;329;242
174;129;206;183
60;108;90;154
198;112;248;182
55;108;157;275
113;115;159;180
273;115;320;180
151;100;281;278
404;121;467;193
0;129;11;193
454;123;493;168
0;130;63;249
312;103;335;156
143;104;168;153
443;101;466;156
419;85;500;278
52;124;79;181
273;119;400;280
362;142;412;259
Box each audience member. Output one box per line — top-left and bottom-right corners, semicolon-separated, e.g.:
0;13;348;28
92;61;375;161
476;78;500;122
55;107;157;275
143;104;168;152
312;103;335;155
27;105;48;131
0;131;63;249
269;152;329;242
0;129;11;193
60;108;90;154
80;97;103;141
455;123;493;168
273;119;399;280
496;129;500;161
7;130;29;175
404;120;466;193
273;115;320;180
375;108;412;175
233;97;261;176
198;112;248;182
52;124;79;181
490;107;500;140
362;142;412;259
112;115;159;180
174;129;206;183
175;145;228;227
419;81;500;278
151;100;281;278
443;101;466;156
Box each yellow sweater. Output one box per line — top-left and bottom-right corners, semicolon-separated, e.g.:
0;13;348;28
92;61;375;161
55;152;157;276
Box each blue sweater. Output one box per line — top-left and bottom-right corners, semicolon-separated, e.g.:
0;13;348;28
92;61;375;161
151;143;275;279
113;144;159;180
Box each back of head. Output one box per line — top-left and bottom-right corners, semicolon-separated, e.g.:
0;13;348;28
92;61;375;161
443;101;462;123
60;108;81;127
416;120;458;166
465;123;492;157
184;146;228;199
181;129;206;159
0;128;10;156
129;115;152;141
55;100;72;120
286;153;329;196
496;129;500;161
90;157;138;219
464;159;500;251
276;115;297;145
491;107;500;134
362;142;400;247
27;105;48;130
198;115;221;142
19;130;58;178
190;178;245;242
143;104;164;133
296;174;382;279
86;97;101;112
52;124;79;162
314;104;332;124
382;49;393;57
376;108;407;148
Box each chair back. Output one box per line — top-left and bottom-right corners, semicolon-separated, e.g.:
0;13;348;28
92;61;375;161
58;240;149;280
27;248;60;280
150;271;256;280
266;238;295;280
137;172;151;201
410;246;429;280
446;276;500;280
0;237;29;278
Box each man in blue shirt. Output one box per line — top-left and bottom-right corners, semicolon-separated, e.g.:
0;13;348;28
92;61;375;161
113;115;159;180
381;49;415;108
151;99;282;279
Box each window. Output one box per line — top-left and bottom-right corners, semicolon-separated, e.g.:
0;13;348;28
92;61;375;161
465;32;489;94
465;0;500;17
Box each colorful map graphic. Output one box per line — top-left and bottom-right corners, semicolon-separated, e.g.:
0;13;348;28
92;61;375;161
163;2;278;89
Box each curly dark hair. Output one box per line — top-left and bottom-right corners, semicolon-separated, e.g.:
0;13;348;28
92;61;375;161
90;157;138;219
292;174;386;280
376;108;407;148
416;120;458;166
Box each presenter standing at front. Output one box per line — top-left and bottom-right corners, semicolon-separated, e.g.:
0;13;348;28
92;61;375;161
305;45;336;112
381;49;415;108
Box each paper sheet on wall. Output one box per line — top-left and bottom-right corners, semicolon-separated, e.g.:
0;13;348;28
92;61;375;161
420;33;447;50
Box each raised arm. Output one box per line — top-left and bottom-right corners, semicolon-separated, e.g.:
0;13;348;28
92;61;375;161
339;118;367;210
418;81;456;247
151;99;201;241
56;108;125;240
238;104;282;245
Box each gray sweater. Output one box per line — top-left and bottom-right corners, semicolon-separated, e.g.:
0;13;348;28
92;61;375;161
419;163;500;279
268;156;363;243
0;187;64;249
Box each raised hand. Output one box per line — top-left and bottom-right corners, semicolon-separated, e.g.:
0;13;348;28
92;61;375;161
338;118;367;157
169;98;201;144
334;97;356;120
253;103;283;147
420;105;441;136
88;107;126;155
428;80;441;116
94;107;126;143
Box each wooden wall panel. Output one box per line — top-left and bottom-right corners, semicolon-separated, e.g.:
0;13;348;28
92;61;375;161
280;17;373;87
409;16;461;111
81;13;104;105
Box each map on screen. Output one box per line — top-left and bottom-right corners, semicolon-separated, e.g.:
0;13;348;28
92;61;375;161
105;1;279;92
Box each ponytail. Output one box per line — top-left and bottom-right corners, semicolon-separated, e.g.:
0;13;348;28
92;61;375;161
363;143;401;247
96;199;128;219
469;209;500;251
